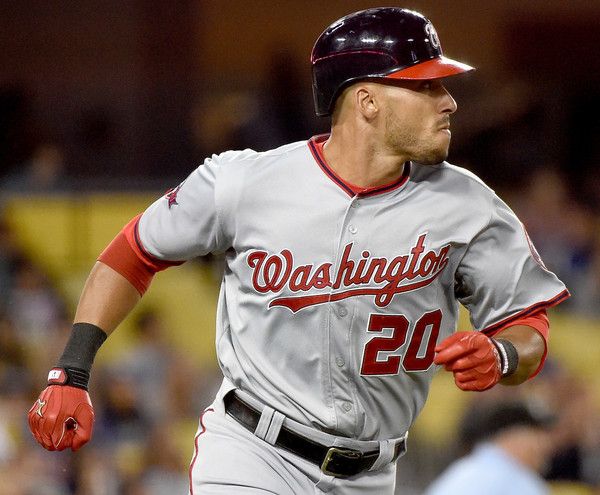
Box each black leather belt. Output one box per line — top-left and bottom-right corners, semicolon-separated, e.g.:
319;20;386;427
224;392;406;478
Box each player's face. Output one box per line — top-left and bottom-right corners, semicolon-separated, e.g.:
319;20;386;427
381;79;457;165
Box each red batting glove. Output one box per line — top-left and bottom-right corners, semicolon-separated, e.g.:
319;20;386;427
28;383;95;451
434;331;501;391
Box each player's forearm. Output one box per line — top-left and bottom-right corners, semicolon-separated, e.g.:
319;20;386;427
494;324;545;385
74;261;142;336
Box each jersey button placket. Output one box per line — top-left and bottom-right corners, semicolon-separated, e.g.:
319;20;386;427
329;197;363;431
328;302;354;427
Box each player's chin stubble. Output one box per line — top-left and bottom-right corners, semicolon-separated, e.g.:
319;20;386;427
384;106;450;165
385;130;450;165
416;141;450;165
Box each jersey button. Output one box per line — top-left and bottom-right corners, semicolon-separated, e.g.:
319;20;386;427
335;357;345;367
342;402;352;412
348;225;358;234
338;307;348;317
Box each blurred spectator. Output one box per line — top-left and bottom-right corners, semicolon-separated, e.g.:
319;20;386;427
70;447;121;495
133;427;190;495
0;447;73;495
192;46;326;156
0;216;23;311
100;309;202;425
568;224;600;318
93;368;150;449
5;256;65;344
536;363;600;490
0;216;75;494
227;47;318;151
1;142;70;193
509;168;600;316
424;400;558;495
0;312;34;402
84;309;219;493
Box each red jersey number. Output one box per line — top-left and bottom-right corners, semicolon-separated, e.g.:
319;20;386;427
360;310;442;375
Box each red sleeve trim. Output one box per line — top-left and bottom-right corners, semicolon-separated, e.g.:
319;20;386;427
486;308;549;341
481;289;569;336
97;214;183;296
122;214;183;272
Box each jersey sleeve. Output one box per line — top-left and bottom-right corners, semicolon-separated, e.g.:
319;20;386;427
455;194;570;333
97;214;184;296
136;155;230;261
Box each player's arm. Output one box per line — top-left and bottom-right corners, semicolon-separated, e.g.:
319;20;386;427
27;216;175;452
74;261;142;335
28;162;224;451
434;309;549;392
493;324;545;385
435;194;567;392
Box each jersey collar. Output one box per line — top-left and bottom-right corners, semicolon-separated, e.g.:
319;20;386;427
308;134;411;198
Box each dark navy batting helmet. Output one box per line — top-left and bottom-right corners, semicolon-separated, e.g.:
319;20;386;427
311;7;474;116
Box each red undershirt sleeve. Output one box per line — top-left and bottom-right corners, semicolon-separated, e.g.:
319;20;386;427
97;214;183;296
488;308;550;379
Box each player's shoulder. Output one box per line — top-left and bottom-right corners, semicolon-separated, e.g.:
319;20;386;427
207;140;310;168
411;161;496;198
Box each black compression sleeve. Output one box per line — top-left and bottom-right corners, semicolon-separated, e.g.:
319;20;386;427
57;322;108;372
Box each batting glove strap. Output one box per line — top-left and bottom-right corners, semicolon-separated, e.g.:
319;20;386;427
48;367;91;391
49;322;107;392
490;338;519;377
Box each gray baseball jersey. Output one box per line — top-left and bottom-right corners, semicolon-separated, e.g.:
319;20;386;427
136;134;568;441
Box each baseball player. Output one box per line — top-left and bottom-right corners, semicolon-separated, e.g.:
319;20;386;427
28;7;569;495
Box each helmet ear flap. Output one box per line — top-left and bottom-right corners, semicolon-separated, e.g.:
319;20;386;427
312;53;396;117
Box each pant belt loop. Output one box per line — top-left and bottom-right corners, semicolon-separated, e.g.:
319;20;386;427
253;405;285;446
254;405;275;441
368;439;396;472
264;410;285;445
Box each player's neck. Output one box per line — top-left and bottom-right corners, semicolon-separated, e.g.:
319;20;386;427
323;127;408;189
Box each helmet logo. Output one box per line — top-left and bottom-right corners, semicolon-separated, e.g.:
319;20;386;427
425;22;440;49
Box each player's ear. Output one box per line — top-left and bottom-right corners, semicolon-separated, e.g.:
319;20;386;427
355;84;379;120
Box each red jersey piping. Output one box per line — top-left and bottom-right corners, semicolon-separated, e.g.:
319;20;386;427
308;135;411;197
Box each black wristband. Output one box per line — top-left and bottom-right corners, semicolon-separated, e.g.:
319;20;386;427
491;338;519;377
57;322;108;372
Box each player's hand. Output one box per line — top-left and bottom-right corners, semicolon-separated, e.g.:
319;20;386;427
28;384;95;451
434;331;501;391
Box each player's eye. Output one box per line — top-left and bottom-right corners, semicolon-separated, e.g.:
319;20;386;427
422;80;446;94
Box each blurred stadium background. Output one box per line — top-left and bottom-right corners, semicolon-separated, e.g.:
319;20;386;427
1;1;599;494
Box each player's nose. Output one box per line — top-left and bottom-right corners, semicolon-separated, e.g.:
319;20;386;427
439;85;457;114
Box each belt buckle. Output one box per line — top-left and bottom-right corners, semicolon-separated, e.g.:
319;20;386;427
321;447;363;477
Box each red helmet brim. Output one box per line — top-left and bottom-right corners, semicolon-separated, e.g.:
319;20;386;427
385;56;475;80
